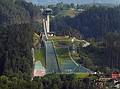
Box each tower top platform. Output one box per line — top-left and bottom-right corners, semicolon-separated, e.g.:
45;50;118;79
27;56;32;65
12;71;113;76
43;8;52;15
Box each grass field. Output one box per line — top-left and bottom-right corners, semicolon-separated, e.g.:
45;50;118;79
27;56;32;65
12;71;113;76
34;48;45;66
51;36;81;67
49;36;84;46
56;9;78;18
56;48;69;58
56;47;70;66
74;73;90;79
49;36;72;42
51;36;94;74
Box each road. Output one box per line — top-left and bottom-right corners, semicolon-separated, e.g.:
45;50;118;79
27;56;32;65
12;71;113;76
45;41;60;73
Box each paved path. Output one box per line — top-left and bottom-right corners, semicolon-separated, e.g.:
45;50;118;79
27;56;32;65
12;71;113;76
45;41;60;73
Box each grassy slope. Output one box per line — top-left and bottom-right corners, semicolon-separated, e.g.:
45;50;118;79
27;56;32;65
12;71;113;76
50;36;80;57
34;48;45;66
56;47;70;65
50;36;97;78
75;73;89;79
56;9;78;18
34;36;95;78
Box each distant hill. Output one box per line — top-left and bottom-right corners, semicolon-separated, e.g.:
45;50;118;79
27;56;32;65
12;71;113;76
25;0;120;6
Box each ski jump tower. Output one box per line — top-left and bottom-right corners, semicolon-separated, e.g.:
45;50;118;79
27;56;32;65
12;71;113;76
43;8;52;39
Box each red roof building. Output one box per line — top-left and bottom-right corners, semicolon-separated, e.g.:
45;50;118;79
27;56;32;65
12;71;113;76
112;71;119;79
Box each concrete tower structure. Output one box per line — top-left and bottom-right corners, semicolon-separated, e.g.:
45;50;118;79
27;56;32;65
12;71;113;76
46;14;50;33
42;8;52;39
43;8;52;33
43;19;48;39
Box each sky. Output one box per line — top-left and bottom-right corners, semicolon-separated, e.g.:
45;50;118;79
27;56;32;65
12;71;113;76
25;0;120;5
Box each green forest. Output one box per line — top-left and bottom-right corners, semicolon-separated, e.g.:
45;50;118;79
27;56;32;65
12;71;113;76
0;74;102;89
51;5;120;70
0;0;42;78
0;24;33;78
0;0;120;89
51;6;120;39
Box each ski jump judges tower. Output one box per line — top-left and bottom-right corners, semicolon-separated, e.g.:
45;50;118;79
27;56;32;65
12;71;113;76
43;8;53;39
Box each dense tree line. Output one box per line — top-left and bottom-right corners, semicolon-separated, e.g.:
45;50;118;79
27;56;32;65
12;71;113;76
16;0;43;21
0;74;102;89
0;24;33;78
0;0;42;27
104;32;120;69
51;5;120;70
76;32;120;71
0;1;119;88
51;6;120;39
0;0;44;79
0;0;30;25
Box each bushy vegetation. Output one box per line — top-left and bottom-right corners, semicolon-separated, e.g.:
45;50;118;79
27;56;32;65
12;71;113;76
0;24;33;78
51;6;120;39
0;0;30;25
77;32;120;71
0;0;42;28
51;5;120;70
104;32;120;69
34;48;46;66
0;0;120;88
0;74;100;89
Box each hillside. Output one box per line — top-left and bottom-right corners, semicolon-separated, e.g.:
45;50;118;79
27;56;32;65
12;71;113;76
0;0;42;26
0;0;38;78
0;0;30;25
0;1;120;89
51;5;120;70
51;6;120;39
0;24;33;78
